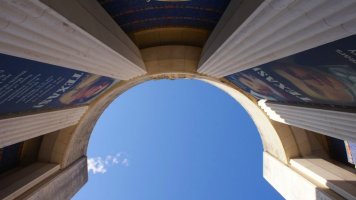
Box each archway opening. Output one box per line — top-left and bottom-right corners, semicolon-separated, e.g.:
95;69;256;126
73;79;283;200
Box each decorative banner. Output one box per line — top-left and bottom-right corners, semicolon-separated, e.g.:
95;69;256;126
225;35;356;107
0;53;117;115
98;0;231;33
0;142;23;173
345;141;356;166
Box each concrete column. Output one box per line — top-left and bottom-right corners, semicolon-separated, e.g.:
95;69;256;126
258;100;356;143
0;0;146;80
0;106;88;148
198;0;356;77
291;158;356;200
0;162;60;200
263;152;343;200
19;157;88;200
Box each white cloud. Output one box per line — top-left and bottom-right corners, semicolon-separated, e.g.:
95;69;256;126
87;153;129;174
121;158;129;167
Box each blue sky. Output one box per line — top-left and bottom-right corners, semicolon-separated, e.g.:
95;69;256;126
73;79;283;200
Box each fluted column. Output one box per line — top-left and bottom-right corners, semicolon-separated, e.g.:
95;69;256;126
258;100;356;143
263;152;340;200
290;158;356;200
0;106;88;148
22;157;87;200
0;162;60;200
0;0;146;80
199;0;356;77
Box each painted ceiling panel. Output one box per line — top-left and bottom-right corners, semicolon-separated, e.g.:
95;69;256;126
98;0;231;33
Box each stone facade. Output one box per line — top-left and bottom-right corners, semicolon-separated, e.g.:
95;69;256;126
0;0;355;199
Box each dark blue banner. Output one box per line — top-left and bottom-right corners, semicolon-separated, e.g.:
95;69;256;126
226;35;356;107
0;53;117;115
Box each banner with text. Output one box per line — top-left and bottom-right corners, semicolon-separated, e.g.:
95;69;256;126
0;53;117;115
225;35;356;107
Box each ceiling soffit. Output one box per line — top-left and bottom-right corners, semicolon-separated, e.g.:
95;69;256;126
97;0;231;48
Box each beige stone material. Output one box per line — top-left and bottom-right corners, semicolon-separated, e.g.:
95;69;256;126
141;45;201;74
20;137;43;166
290;127;328;158
55;71;305;169
198;0;356;77
38;126;78;166
57;79;151;168
0;106;87;148
130;27;210;49
259;100;356;143
19;157;88;200
0;0;146;80
0;1;355;199
204;79;298;163
263;152;343;200
199;0;263;65
38;40;315;169
0;162;60;200
291;158;356;200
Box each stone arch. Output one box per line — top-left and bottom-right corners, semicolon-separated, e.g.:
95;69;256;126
40;75;303;169
37;45;321;169
1;0;355;199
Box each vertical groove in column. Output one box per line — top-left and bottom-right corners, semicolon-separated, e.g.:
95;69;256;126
22;157;88;200
0;106;88;148
258;100;356;143
290;158;356;200
198;0;356;77
0;162;60;200
0;0;146;80
263;152;339;200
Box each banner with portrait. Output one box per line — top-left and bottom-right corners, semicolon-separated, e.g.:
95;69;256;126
225;35;356;107
0;53;117;115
